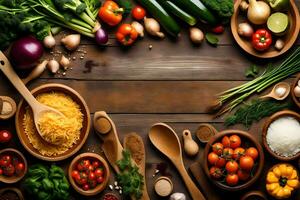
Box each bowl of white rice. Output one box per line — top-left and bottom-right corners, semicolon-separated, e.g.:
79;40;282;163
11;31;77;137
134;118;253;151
262;110;300;161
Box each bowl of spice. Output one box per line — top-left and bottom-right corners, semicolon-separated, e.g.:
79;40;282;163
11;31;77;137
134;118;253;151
15;83;91;161
262;110;300;161
0;187;24;200
195;123;218;143
0;96;16;120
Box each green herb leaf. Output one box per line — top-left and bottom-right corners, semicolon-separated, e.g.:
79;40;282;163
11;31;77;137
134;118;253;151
116;0;132;16
205;33;219;46
245;65;259;78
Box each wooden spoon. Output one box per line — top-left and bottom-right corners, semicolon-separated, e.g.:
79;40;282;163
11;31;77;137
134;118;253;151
22;60;48;84
0;51;64;145
260;82;290;100
149;123;206;200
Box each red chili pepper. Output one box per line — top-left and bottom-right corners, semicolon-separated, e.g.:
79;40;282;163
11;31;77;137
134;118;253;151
252;29;272;51
116;24;138;46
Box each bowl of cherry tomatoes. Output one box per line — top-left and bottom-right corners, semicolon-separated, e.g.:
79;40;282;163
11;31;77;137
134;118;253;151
0;148;27;184
68;153;110;196
203;130;264;191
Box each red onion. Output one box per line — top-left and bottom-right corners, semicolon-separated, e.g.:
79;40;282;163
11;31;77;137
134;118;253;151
10;36;43;70
95;28;108;45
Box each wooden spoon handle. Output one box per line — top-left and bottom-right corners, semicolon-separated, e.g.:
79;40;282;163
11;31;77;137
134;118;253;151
175;161;206;200
0;52;37;107
22;60;47;84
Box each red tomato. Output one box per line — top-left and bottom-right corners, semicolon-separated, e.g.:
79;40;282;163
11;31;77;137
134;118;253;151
131;6;146;20
239;156;254;171
89;179;97;189
226;174;239;186
95;168;104;177
0;155;11;167
225;161;239;174
15;163;25;175
212;25;224;34
92;161;100;168
82;184;89;191
245;147;258;161
221;136;231;148
215;157;226;168
87;165;94;172
97;176;104;183
71;170;80;178
208;152;219;165
77;159;90;171
237;169;250;181
0;168;2;175
229;135;241;149
233;147;245;160
88;172;96;180
3;164;15;176
209;166;223;179
212;142;223;155
76;172;87;185
223;148;234;160
0;130;12;143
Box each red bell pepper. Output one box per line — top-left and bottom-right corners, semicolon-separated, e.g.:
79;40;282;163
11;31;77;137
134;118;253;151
116;24;138;46
252;29;272;51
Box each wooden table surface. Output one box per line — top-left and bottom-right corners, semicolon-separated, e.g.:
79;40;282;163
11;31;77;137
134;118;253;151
1;1;300;199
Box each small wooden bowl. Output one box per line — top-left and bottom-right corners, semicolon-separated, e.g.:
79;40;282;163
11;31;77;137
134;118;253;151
240;190;268;200
291;74;300;108
0;187;24;200
0;148;27;184
262;110;300;161
231;0;300;58
0;96;16;120
203;130;264;191
196;123;218;143
68;153;110;196
15;83;91;161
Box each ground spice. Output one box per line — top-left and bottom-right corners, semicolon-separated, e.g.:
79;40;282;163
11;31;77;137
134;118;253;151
0;191;19;200
124;133;144;166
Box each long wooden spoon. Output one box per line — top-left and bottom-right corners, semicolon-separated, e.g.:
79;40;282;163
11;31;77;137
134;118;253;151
0;51;64;145
260;82;290;100
149;123;206;200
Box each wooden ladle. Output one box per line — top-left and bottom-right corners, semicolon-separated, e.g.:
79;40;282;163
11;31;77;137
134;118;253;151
0;51;64;145
149;123;206;200
260;82;290;100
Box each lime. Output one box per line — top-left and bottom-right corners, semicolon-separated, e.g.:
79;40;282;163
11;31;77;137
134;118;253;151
267;12;289;36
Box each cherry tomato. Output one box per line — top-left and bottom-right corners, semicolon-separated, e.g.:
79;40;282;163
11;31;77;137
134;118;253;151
0;130;12;143
215;157;226;168
245;147;258;161
208;152;219;165
229;135;241;149
237;169;250;181
76;172;88;185
233;147;245;160
131;6;146;20
221;136;230;148
92;161;101;168
0;168;2;175
95;168;104;177
225;161;239;174
71;170;80;178
15;163;25;175
212;142;223;155
226;174;239;186
83;184;89;191
239;156;254;171
212;25;224;34
89;179;97;189
3;164;15;176
97;176;104;183
87;165;94;172
77;160;90;171
0;155;11;167
88;172;96;181
223;148;234;160
209;166;223;179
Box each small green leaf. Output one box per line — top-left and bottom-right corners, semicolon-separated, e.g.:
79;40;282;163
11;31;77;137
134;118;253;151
205;33;219;46
245;65;259;78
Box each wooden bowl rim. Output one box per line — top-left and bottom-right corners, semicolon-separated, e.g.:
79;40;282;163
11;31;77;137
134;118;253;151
291;74;300;108
0;148;27;184
262;110;300;161
68;153;110;196
202;130;265;191
15;83;91;161
240;190;268;200
0;187;24;200
196;123;218;143
0;96;17;120
231;0;300;58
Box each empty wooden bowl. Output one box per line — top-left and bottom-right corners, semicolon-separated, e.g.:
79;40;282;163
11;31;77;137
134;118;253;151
15;83;91;161
291;74;300;108
68;153;110;196
203;130;264;191
0;148;27;184
231;0;300;58
262;110;300;161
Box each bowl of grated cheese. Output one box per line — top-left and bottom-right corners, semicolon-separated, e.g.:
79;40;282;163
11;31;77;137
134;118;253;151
15;83;91;161
262;110;300;161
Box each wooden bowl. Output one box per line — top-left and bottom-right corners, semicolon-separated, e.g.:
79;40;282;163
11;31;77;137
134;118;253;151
15;83;91;161
0;148;27;184
68;153;110;196
0;96;16;120
291;74;300;108
240;190;268;200
0;187;24;200
203;130;264;191
262;110;300;161
231;0;300;58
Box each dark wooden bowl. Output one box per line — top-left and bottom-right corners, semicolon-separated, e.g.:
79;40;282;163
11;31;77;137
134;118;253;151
15;83;91;161
240;190;268;200
203;130;264;191
291;74;300;108
0;187;24;200
262;110;300;161
68;153;110;196
0;148;27;184
231;0;300;58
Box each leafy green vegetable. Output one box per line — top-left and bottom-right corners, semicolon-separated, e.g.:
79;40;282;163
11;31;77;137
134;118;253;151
245;65;259;78
116;0;132;16
225;98;292;128
201;0;234;24
116;150;144;199
205;33;219;46
23;164;69;200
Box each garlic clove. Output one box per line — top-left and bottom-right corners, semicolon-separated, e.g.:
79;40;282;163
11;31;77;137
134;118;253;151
131;21;144;37
47;59;60;74
294;86;300;97
61;34;81;51
59;55;70;70
144;17;165;39
43;35;56;49
189;27;204;44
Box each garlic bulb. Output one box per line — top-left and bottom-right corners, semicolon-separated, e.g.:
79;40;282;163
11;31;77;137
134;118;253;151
189;27;204;44
170;193;186;200
144;17;165;38
131;21;144;37
43;35;56;49
61;34;81;51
